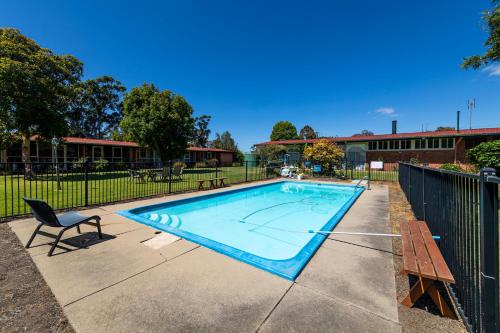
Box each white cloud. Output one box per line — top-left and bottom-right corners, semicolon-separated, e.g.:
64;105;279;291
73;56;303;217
483;64;500;76
375;107;395;115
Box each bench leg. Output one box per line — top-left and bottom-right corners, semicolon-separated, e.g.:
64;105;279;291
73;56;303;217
427;283;457;319
401;276;433;307
401;277;457;319
198;182;204;190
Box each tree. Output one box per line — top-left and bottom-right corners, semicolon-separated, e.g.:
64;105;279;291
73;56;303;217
436;126;455;131
255;144;287;162
211;131;238;151
299;125;317;140
0;28;82;163
192;115;211;147
270;121;298;141
468;140;500;171
120;84;195;163
462;1;499;69
68;76;126;139
303;139;344;172
353;129;374;136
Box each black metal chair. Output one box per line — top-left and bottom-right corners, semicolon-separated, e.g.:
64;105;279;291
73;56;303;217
23;198;103;256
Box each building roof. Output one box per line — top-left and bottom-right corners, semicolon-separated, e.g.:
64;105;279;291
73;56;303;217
32;136;232;153
255;127;500;146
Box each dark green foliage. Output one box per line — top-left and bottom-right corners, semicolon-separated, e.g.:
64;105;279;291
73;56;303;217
436;126;455;131
193;115;211;147
0;28;83;161
68;76;126;139
462;1;499;69
121;84;195;163
468;140;500;170
439;163;464;172
270;121;298;141
353;129;374;136
299;125;317;140
211;131;238;151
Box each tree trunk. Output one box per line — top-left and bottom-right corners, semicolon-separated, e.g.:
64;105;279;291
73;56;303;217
22;133;31;163
22;133;32;177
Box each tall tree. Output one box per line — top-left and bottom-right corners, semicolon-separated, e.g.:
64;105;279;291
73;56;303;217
68;76;126;138
192;115;211;147
270;121;298;141
121;84;195;163
299;125;317;140
352;130;374;136
0;28;82;163
211;131;238;151
462;1;499;69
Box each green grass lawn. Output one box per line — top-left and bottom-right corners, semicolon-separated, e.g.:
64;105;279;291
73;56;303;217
0;166;272;219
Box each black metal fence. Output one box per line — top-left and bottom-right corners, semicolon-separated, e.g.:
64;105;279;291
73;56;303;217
0;160;276;220
307;159;399;182
399;163;499;333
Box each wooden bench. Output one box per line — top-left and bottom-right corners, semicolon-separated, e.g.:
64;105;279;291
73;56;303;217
197;178;226;190
400;220;457;319
216;177;226;187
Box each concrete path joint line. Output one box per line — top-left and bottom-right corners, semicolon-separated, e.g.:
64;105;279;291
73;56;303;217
63;245;201;308
255;283;294;332
296;282;400;325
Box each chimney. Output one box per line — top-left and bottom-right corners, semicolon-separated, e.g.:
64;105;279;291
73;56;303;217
392;120;397;134
456;110;460;132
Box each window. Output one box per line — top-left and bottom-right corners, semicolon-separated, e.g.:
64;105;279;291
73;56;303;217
427;138;440;149
415;139;426;149
441;137;454;149
207;152;214;159
378;141;388;150
183;153;190;162
389;140;400;150
92;146;103;160
368;141;377;150
139;149;148;159
112;147;122;161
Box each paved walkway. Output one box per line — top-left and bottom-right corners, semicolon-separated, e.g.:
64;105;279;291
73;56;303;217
9;180;400;332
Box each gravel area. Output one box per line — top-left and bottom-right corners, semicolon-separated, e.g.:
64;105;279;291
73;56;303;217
0;222;74;333
387;182;466;333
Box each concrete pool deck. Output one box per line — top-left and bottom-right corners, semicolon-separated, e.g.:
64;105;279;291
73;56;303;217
9;179;401;332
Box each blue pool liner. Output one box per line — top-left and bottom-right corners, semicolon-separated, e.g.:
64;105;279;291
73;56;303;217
118;181;364;280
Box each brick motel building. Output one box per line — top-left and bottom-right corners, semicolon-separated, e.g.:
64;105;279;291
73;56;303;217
2;137;234;166
255;123;500;168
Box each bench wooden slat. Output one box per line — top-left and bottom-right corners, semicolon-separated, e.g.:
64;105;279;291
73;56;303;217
408;221;437;280
400;222;419;275
416;221;455;283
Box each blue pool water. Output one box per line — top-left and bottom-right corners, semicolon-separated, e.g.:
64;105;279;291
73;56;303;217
118;181;364;280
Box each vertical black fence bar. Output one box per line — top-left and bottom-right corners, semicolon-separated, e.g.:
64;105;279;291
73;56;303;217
479;168;499;333
245;161;248;182
399;163;500;333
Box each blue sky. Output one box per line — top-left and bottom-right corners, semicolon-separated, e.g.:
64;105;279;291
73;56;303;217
1;0;499;151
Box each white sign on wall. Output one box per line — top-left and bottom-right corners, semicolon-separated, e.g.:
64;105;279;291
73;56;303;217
370;161;384;170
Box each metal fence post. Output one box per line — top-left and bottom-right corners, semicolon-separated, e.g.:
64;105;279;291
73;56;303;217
422;167;426;221
168;160;172;194
215;162;219;179
245;161;248;182
479;167;499;333
84;161;89;207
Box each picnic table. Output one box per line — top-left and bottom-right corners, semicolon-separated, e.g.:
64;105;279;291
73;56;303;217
400;220;457;319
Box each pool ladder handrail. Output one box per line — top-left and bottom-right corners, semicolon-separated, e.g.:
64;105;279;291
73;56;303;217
354;176;370;190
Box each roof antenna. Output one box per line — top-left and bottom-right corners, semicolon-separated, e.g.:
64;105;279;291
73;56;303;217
467;98;476;130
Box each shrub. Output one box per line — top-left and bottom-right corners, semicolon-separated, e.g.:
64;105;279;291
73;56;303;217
439;163;463;172
206;158;218;167
173;161;186;169
94;159;109;172
195;161;207;168
468;140;500;171
303;139;344;173
72;157;87;171
409;157;420;165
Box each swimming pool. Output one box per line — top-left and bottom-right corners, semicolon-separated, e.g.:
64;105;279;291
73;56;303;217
118;181;364;280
